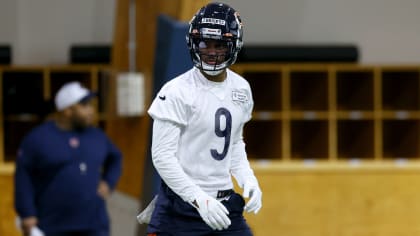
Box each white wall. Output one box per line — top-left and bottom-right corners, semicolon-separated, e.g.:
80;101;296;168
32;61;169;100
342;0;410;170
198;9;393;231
0;0;18;53
222;0;420;63
1;0;420;64
0;0;114;65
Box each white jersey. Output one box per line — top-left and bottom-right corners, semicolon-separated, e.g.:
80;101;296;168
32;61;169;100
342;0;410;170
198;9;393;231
148;67;256;202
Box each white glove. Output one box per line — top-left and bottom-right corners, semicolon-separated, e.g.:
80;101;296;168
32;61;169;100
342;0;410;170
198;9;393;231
137;195;158;224
30;227;45;236
243;180;262;214
191;191;231;231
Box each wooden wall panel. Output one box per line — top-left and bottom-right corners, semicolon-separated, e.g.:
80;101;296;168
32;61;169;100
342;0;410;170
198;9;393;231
246;162;420;236
111;0;130;71
0;165;19;236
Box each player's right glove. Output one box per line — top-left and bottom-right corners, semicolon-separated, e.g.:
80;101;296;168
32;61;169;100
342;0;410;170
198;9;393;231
137;195;158;224
191;191;231;231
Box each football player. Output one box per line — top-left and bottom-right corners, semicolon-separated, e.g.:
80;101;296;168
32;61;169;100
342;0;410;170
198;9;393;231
142;2;262;235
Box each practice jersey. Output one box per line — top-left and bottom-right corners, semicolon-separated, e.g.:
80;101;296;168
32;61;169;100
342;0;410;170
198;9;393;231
148;67;254;199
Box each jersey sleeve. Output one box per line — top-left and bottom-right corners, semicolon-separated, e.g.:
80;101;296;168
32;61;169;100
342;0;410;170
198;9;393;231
102;135;123;190
231;78;257;186
230;123;258;188
148;81;191;126
244;88;254;123
231;70;255;124
151;119;202;203
14;134;38;218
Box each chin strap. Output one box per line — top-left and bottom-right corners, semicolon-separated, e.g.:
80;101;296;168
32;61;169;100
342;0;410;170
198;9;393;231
202;69;224;76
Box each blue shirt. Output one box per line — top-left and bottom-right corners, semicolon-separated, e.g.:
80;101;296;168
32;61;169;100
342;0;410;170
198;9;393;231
14;121;122;233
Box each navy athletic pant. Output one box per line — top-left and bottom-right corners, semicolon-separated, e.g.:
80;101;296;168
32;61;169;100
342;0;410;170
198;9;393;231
45;230;108;236
147;183;253;236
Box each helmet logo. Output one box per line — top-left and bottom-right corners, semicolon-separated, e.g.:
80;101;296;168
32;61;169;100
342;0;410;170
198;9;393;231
202;18;226;26
234;12;244;27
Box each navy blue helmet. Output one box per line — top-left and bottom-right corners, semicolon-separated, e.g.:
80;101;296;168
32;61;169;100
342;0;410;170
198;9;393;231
186;2;243;75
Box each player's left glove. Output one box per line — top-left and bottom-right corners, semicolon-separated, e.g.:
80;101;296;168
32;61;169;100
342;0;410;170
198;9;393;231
243;179;262;214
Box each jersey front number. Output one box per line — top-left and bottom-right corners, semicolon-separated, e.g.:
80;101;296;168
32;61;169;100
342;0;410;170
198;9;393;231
210;107;232;160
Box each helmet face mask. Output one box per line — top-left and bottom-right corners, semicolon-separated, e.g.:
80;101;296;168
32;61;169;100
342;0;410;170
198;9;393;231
192;38;232;74
186;3;243;75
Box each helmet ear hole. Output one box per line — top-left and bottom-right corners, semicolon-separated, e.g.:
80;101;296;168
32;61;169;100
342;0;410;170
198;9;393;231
186;2;243;72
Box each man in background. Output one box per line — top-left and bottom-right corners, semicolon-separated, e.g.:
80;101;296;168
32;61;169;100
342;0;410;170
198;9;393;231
14;81;122;236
